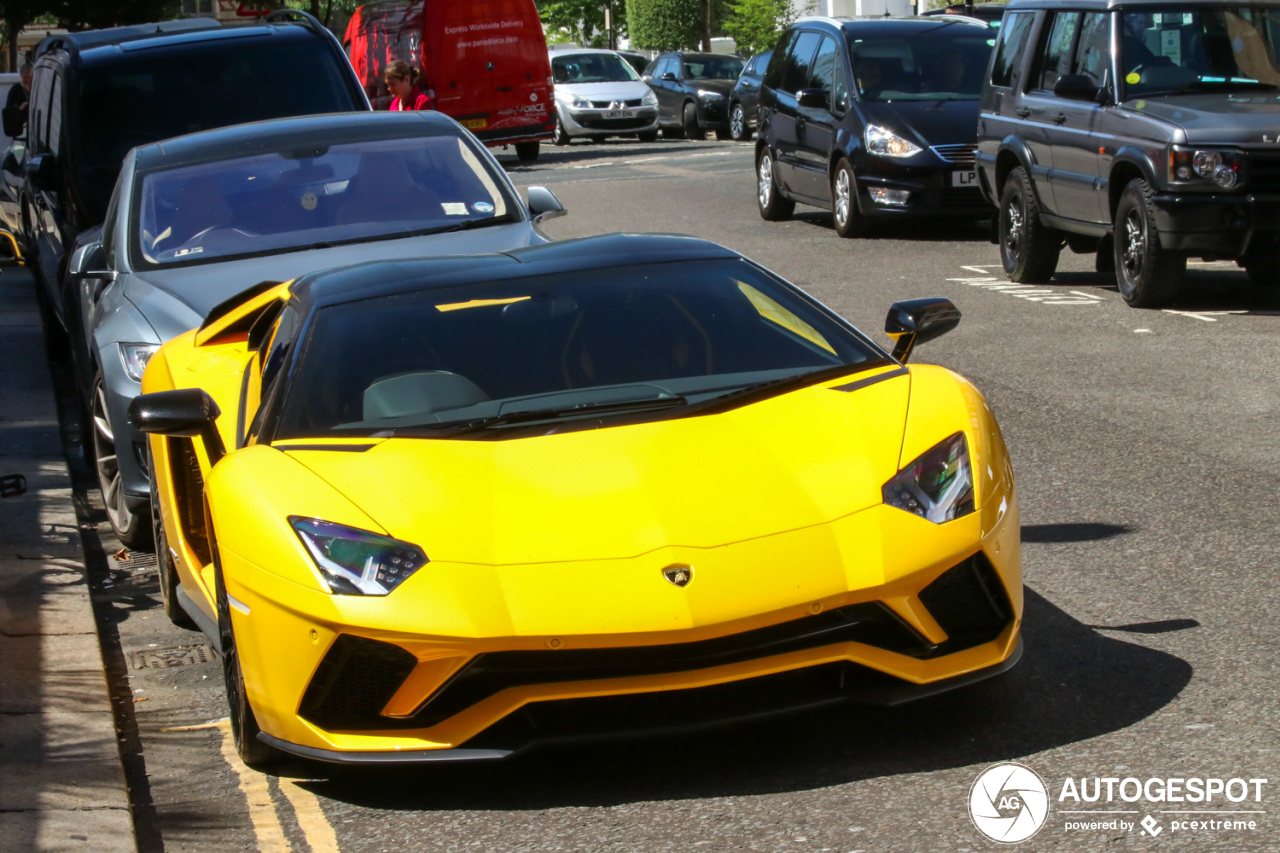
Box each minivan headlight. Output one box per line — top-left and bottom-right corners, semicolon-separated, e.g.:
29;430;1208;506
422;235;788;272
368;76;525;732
290;517;428;596
865;124;921;158
882;433;974;523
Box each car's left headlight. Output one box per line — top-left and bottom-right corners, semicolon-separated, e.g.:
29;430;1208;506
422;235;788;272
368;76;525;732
290;517;429;596
865;124;921;158
642;90;658;106
882;432;974;523
569;94;592;110
119;343;160;383
697;89;725;101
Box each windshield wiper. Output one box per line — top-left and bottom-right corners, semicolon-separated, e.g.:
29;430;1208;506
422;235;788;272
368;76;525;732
423;215;515;236
694;361;891;412
1171;78;1278;95
404;394;689;435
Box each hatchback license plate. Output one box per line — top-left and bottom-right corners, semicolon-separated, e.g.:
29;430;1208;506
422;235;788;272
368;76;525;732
951;170;978;187
603;110;636;119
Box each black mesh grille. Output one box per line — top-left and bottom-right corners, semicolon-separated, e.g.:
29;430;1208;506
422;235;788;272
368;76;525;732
576;116;655;130
406;602;930;728
298;635;417;731
919;553;1013;651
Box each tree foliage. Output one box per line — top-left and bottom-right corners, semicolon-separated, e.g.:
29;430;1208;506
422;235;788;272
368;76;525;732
626;0;700;51
537;0;628;48
721;0;810;56
50;0;182;32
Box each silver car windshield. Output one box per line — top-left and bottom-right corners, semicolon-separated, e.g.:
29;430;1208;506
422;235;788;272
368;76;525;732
1121;8;1280;97
133;135;514;268
552;53;641;83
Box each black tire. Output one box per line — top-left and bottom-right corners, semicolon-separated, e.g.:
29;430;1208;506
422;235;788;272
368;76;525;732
831;159;866;238
1113;178;1185;308
662;123;685;140
514;141;540;163
757;148;794;221
1242;255;1280;287
682;102;705;140
215;534;280;769
90;371;152;550
729;102;752;141
999;167;1061;283
148;448;194;628
552;118;569;146
637;130;659;142
714;128;732;141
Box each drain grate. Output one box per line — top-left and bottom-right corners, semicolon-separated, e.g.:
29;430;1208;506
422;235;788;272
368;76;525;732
129;643;217;670
108;549;159;574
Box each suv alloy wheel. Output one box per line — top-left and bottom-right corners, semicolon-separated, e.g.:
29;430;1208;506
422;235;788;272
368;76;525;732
1113;178;1185;308
757;149;794;221
999;167;1060;283
729;102;751;141
832;159;866;238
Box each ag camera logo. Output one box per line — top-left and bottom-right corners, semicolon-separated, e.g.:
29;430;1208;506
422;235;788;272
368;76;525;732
969;762;1051;843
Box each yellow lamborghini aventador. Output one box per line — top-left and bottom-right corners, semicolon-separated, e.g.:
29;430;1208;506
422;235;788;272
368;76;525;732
129;233;1021;768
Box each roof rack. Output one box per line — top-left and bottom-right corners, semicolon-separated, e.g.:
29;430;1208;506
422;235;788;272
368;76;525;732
262;9;328;40
35;18;220;61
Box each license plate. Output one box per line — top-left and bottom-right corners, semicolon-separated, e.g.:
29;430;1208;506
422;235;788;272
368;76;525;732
461;118;487;130
603;110;636;119
951;170;978;187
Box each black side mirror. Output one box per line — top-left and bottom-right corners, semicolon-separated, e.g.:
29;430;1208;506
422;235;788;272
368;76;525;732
24;153;58;191
884;298;961;363
660;72;676;82
1053;74;1101;102
1;107;25;139
526;185;566;223
797;88;828;109
128;389;226;466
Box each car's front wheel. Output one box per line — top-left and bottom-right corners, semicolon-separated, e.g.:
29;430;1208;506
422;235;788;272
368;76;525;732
682;102;705;140
832;159;866;238
729;102;752;141
91;372;152;550
552;118;569;146
149;448;193;628
1114;178;1185;307
999;166;1061;283
757;149;794;221
1241;254;1280;288
215;535;281;768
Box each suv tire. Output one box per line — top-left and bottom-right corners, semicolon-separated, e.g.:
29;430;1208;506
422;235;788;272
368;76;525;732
1114;178;1185;308
1242;255;1280;287
832;159;866;238
682;103;705;140
757;149;794;221
999;166;1060;283
729;102;752;141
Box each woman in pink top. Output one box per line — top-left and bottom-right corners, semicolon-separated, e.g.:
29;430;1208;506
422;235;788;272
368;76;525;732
384;60;431;111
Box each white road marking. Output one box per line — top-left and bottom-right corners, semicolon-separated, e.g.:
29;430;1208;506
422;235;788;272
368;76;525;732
1161;310;1248;322
946;275;1105;305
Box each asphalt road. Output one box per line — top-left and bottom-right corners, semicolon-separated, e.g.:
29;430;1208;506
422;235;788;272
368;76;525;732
71;136;1278;852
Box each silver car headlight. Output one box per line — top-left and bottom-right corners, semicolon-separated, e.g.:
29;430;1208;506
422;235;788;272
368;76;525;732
119;343;160;382
290;517;429;596
882;433;974;523
865;124;921;158
569;94;592;110
642;90;658;106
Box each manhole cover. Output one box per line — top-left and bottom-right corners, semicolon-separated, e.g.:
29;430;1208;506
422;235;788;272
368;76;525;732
129;644;217;670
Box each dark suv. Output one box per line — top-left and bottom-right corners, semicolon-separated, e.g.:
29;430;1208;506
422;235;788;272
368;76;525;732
14;12;368;337
977;0;1280;306
755;17;995;237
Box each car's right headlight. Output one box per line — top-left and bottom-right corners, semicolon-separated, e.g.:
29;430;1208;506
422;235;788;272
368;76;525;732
882;432;974;523
865;124;921;158
642;89;658;106
1169;145;1242;190
569;94;592;110
290;517;428;595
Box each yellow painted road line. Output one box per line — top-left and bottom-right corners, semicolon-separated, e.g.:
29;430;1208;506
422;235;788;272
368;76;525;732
215;718;292;853
279;779;342;853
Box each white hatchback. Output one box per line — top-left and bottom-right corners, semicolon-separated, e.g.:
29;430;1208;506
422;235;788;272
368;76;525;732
550;49;659;145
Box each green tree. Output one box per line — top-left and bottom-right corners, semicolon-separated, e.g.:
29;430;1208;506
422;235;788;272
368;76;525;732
722;0;810;56
1;0;47;70
49;0;181;31
537;0;628;48
626;0;700;51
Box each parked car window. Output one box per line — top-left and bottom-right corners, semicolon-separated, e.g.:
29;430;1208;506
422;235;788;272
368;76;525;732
1120;8;1280;97
47;76;62;157
684;56;743;80
133;134;515;269
28;67;51;152
782;32;823;93
1072;12;1112;86
990;11;1036;88
763;31;797;89
1034;11;1082;91
809;35;840;92
851;30;994;101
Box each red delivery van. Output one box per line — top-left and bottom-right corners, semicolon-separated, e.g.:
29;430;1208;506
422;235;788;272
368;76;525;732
344;0;554;162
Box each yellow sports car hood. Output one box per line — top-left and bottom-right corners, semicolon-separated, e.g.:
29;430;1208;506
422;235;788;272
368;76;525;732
281;374;911;566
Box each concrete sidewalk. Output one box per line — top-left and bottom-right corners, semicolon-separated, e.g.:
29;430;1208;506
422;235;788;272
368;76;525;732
0;265;135;851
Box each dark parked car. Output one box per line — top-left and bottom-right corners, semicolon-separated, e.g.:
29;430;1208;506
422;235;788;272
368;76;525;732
643;51;745;140
977;0;1280;307
66;111;565;549
729;49;772;142
755;17;994;237
617;50;651;76
923;3;1008;27
10;11;368;348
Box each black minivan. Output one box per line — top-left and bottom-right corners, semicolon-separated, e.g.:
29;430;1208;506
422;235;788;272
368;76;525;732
755;17;995;237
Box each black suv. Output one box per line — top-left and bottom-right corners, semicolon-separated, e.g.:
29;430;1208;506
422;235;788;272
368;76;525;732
13;12;368;337
643;52;745;139
755;17;995;237
977;0;1280;306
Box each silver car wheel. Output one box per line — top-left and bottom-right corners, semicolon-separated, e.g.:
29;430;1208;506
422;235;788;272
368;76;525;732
758;153;773;207
92;380;135;535
834;168;852;229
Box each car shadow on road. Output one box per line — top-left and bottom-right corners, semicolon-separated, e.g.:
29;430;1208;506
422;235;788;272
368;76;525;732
498;138;735;172
1047;267;1280;315
789;209;993;243
297;586;1192;810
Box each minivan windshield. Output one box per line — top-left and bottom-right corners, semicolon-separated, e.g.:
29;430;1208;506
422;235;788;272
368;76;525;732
851;29;995;101
1121;8;1280;97
133;134;515;268
684;56;745;80
78;35;359;222
552;53;641;83
274;259;882;439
